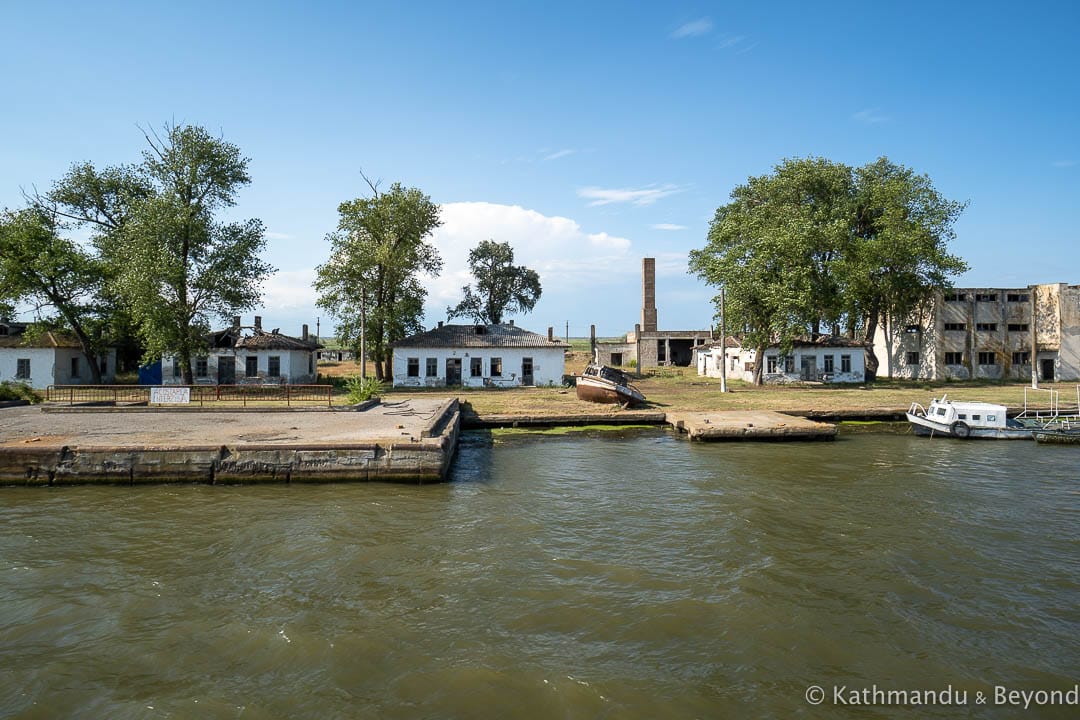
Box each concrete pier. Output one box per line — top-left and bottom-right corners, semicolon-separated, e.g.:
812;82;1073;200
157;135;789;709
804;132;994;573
666;410;837;441
0;398;460;485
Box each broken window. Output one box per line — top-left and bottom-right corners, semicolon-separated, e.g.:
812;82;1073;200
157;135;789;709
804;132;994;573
407;357;420;377
841;355;852;373
944;292;965;302
246;356;259;378
945;352;964;365
610;353;623;366
944;323;966;331
978;351;997;365
975;293;998;302
1012;351;1030;365
766;356;778;373
1007;323;1029;332
426;358;438;377
16;358;30;379
470;357;483;377
906;352;920;366
490;357;502;376
975;323;998;332
1007;293;1030;303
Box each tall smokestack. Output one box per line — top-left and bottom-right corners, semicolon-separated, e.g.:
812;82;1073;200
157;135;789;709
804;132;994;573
302;324;309;341
641;258;657;332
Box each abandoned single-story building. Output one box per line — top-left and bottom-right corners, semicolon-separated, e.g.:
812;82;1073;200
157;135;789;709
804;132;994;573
697;336;866;383
0;320;116;389
161;316;322;385
391;322;569;388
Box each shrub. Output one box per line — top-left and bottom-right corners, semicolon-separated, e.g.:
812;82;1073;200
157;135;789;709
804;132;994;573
344;375;385;404
0;381;43;404
628;359;637;368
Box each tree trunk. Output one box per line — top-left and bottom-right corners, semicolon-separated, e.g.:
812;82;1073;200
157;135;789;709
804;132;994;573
753;342;766;385
862;312;880;383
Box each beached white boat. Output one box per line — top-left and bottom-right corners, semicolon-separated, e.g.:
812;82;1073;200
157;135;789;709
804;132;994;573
906;395;1033;439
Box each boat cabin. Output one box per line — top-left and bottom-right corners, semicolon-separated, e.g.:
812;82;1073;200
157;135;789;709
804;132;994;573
924;397;1009;430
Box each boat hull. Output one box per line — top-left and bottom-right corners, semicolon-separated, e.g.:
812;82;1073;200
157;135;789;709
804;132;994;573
906;413;1033;440
1033;429;1080;445
576;376;645;407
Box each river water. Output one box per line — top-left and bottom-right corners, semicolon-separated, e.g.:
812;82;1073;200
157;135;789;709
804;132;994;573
1;432;1078;719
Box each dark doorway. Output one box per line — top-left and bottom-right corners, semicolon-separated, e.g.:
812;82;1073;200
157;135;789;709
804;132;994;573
218;357;236;385
1041;358;1055;382
522;357;534;386
669;339;695;367
800;355;817;381
610;352;623;366
446;358;462;386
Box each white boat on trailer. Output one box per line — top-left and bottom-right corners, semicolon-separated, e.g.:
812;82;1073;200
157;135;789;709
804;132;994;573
906;395;1033;439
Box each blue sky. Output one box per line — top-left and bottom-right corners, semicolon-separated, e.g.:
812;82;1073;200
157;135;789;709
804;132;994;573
3;1;1078;337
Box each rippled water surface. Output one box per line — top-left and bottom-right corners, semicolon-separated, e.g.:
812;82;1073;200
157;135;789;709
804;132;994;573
2;432;1078;719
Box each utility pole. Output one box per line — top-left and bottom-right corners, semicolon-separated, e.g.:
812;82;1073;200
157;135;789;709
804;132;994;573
565;321;569;344
719;285;727;393
315;317;320;344
360;291;367;381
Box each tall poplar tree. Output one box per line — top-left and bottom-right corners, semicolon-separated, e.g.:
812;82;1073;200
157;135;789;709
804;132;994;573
314;176;442;380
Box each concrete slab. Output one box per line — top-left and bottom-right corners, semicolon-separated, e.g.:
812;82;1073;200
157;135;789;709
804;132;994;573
0;398;460;485
667;410;836;441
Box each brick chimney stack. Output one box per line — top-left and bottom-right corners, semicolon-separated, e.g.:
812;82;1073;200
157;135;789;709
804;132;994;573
302;324;309;341
254;316;262;332
641;258;658;332
548;326;554;341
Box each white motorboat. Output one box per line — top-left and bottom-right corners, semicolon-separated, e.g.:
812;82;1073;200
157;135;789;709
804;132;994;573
906;395;1033;439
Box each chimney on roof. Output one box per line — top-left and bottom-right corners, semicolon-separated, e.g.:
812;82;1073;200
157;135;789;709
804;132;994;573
254;316;262;332
548;326;554;342
508;319;514;327
438;321;444;328
232;316;241;331
302;324;309;341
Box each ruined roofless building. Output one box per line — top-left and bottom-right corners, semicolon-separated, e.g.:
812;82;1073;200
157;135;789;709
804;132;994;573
592;258;712;369
874;284;1080;383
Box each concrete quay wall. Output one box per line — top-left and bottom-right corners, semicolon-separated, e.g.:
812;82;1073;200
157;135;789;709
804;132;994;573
0;399;461;486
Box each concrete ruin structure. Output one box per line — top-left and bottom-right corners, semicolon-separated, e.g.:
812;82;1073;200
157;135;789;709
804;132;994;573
593;258;713;368
874;284;1080;382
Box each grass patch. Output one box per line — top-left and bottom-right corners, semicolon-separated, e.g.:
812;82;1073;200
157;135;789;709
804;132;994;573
491;424;659;439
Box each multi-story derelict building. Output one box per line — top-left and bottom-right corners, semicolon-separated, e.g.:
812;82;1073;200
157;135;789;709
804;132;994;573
874;283;1080;382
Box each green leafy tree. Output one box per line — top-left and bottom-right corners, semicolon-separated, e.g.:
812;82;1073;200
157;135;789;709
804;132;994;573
842;158;968;380
447;239;542;324
0;208;109;382
314;176;442;381
690;156;966;384
41;124;273;383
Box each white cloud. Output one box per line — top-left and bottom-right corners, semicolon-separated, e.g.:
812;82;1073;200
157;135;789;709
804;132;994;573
422;202;638;313
577;184;685;207
651;223;687;231
543;148;575;161
853;108;890;124
671;18;713;39
261;268;316;311
265;231;292;240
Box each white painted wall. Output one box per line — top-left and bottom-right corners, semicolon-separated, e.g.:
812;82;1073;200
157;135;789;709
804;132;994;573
0;348;116;389
392;347;566;388
697;345;864;383
161;349;318;384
